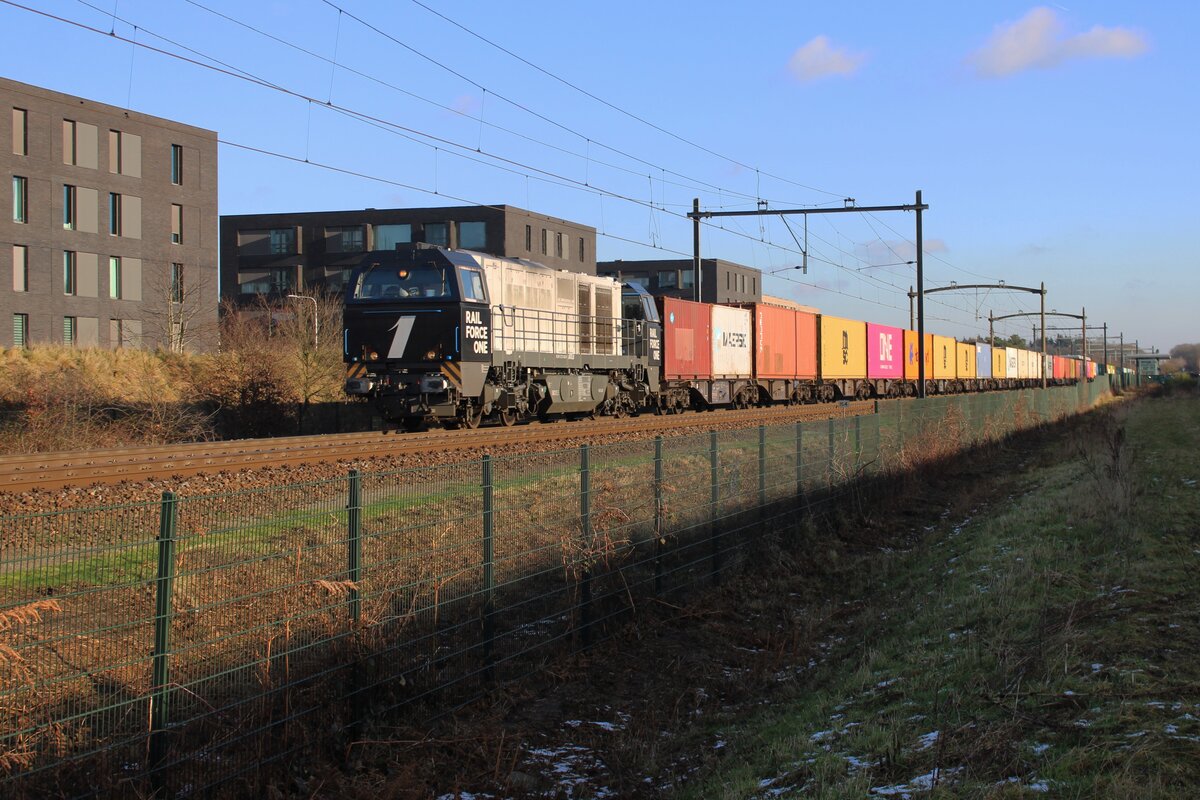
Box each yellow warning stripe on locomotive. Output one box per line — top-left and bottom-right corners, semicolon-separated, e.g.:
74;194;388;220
440;361;462;391
346;362;368;379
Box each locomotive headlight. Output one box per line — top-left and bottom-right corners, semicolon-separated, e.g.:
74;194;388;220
425;349;438;360
367;350;379;360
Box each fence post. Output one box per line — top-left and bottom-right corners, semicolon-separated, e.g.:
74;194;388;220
347;470;362;625
710;431;720;586
854;415;862;475
653;437;664;597
758;425;767;522
827;416;836;492
795;421;807;508
148;491;178;797
481;455;495;682
579;444;592;648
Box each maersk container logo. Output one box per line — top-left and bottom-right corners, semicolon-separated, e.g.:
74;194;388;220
716;328;747;348
669;312;675;324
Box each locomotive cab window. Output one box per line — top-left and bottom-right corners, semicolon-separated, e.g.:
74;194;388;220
458;267;486;302
353;262;456;300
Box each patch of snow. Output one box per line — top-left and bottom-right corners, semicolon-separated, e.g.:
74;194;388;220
1032;742;1051;755
844;754;877;771
1091;663;1103;672
917;731;939;750
1028;780;1052;792
810;730;836;743
1063;690;1076;696
1074;719;1092;728
871;766;963;797
876;678;899;689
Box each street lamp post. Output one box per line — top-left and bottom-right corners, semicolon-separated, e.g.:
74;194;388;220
287;294;319;349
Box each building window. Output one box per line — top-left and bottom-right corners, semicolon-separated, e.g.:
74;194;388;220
110;318;124;349
171;204;183;244
12;108;27;156
239;268;293;296
170;263;184;304
657;270;678;288
525;224;532;251
424;222;448;247
12;245;28;292
13;313;29;348
109;193;122;235
374;224;411;250
325;225;364;253
12;176;27;223
752;277;756;295
555;232;564;258
109;257;122;299
540;228;547;255
63;251;76;295
107;130;141;176
739;274;746;294
63;316;76;346
459;221;486;250
681;269;695;290
579;238;585;262
269;228;294;254
62;184;76;229
726;273;730;290
170;144;183;185
63;120;77;165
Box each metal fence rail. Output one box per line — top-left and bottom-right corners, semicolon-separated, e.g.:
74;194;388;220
0;380;1112;796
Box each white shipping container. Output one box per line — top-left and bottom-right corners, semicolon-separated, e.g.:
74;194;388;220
1043;353;1053;380
1018;349;1032;379
710;304;753;377
1006;348;1019;379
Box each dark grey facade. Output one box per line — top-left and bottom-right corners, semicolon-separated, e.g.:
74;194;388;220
1;77;219;351
597;258;763;304
220;205;597;302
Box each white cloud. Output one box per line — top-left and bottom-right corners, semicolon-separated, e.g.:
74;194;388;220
787;36;867;83
970;7;1148;78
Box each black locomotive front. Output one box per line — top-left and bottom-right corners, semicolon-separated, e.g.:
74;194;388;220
343;245;492;430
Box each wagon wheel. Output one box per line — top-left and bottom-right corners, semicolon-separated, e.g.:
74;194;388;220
462;405;483;429
498;408;517;427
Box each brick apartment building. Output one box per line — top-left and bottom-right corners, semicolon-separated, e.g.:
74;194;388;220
1;76;218;350
220;205;597;303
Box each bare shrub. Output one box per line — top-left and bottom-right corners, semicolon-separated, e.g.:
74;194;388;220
1075;407;1137;516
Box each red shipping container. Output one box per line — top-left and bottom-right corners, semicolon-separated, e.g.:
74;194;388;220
867;323;904;380
658;297;712;380
1053;355;1065;380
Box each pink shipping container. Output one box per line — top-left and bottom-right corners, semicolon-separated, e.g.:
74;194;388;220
866;323;905;380
658;297;712;380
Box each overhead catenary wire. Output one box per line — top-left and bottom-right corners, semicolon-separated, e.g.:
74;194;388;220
10;0;996;332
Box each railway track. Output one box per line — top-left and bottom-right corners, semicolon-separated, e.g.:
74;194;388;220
0;401;875;493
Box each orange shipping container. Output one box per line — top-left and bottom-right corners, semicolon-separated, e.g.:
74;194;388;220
932;335;957;380
819;315;867;380
751;304;818;379
957;342;976;379
903;330;934;381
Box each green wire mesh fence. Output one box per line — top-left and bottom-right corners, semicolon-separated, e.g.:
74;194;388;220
0;379;1113;796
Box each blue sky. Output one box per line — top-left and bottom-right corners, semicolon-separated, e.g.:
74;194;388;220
4;1;1195;352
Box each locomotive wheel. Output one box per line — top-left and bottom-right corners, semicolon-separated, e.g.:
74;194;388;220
498;408;517;427
463;406;483;429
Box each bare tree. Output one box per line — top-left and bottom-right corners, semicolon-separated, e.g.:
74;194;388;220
275;288;345;433
141;259;219;353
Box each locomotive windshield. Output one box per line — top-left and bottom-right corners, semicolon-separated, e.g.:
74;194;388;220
352;262;456;300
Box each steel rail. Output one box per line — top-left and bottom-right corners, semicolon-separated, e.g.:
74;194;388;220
0;402;875;493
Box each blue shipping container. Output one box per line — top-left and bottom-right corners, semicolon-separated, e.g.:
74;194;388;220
975;343;992;379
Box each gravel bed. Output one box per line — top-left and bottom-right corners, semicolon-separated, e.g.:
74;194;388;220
0;407;857;517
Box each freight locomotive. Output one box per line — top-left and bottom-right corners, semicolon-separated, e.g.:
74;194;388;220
342;244;1098;430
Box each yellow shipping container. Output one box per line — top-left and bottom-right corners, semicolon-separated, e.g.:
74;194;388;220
992;346;1006;380
819;315;867;380
957;342;976;379
932;334;957;380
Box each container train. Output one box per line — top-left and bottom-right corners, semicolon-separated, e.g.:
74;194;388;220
342;244;1098;430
